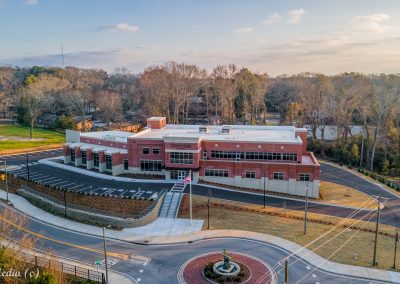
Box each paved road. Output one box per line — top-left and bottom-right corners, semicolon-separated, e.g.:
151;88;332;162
0;202;391;284
1;150;399;227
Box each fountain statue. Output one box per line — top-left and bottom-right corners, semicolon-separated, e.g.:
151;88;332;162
212;249;241;278
222;249;231;270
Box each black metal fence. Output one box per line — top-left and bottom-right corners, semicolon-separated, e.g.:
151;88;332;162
18;251;105;283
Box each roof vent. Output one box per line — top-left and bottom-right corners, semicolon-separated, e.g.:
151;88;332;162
199;126;209;133
221;125;232;134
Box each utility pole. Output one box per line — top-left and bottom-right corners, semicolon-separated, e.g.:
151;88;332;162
102;226;110;284
284;258;289;284
189;170;192;226
304;182;309;235
393;229;399;269
372;195;381;267
26;154;30;181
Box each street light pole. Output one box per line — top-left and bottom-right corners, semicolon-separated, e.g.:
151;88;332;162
63;190;67;218
3;160;9;202
393;230;399;269
263;176;266;208
102;226;110;284
303;182;309;235
372;195;381;267
26;154;30;181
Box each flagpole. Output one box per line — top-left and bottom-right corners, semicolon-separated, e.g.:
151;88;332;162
189;170;192;226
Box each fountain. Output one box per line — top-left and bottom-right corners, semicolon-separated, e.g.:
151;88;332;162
212;249;241;278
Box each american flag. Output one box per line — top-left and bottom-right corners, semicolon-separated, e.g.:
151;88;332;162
182;174;191;185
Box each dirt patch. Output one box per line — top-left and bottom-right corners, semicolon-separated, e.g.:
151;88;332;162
319;181;378;209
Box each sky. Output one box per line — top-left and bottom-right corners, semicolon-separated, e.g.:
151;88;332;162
0;0;400;76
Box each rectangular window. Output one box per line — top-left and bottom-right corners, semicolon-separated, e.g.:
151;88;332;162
152;148;160;155
282;153;298;161
123;159;129;170
93;153;99;167
143;147;150;155
299;173;310;181
170;152;193;164
70;149;75;163
202;151;207;160
105;155;112;170
204;169;229;177
140;160;162;171
245;171;256;179
273;172;284;180
81;151;87;165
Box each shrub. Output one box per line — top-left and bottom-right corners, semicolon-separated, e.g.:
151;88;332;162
30;271;57;284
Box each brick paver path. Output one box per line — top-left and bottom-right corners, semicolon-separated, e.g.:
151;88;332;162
181;252;273;284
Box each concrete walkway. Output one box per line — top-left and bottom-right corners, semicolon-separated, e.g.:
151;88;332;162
0;191;203;239
1;191;399;283
39;157;183;184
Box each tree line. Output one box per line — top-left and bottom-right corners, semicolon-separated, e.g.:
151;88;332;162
0;64;399;175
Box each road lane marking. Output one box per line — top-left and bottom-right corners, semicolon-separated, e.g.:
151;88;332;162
0;216;129;260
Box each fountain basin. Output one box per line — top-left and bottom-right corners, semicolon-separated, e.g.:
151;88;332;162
212;261;241;278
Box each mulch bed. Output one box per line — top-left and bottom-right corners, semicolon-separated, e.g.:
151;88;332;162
181;252;273;284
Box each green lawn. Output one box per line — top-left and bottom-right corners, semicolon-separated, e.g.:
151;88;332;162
0;124;65;150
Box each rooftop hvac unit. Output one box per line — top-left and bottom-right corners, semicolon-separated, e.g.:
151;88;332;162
199;126;209;133
221;125;231;134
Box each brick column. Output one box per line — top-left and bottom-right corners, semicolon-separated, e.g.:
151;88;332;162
86;148;94;170
74;146;82;167
98;150;106;172
63;144;71;164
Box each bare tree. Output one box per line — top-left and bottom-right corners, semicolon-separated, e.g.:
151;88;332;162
96;91;123;129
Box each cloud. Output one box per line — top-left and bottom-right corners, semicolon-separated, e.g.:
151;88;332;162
351;13;392;33
101;23;139;33
24;0;38;5
287;9;306;24
234;27;254;33
261;13;281;25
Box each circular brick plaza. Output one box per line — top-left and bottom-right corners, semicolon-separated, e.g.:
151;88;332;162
177;251;276;284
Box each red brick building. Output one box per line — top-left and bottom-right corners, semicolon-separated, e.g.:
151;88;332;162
64;117;320;198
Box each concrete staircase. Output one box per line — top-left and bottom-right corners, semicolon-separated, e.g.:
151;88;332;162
158;183;187;218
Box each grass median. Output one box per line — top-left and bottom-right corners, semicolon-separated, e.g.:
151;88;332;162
179;195;399;271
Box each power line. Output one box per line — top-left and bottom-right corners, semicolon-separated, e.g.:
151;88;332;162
294;210;378;284
257;198;378;284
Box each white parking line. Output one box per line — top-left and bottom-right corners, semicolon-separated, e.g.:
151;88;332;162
70;184;84;190
62;182;76;188
104;188;116;195
49;180;71;186
37;177;61;183
30;173;48;179
75;186;92;192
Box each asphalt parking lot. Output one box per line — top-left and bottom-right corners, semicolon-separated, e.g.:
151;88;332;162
6;167;159;200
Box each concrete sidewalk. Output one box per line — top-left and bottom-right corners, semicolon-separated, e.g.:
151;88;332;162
0;191;203;239
39;157;181;184
1;191;399;283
